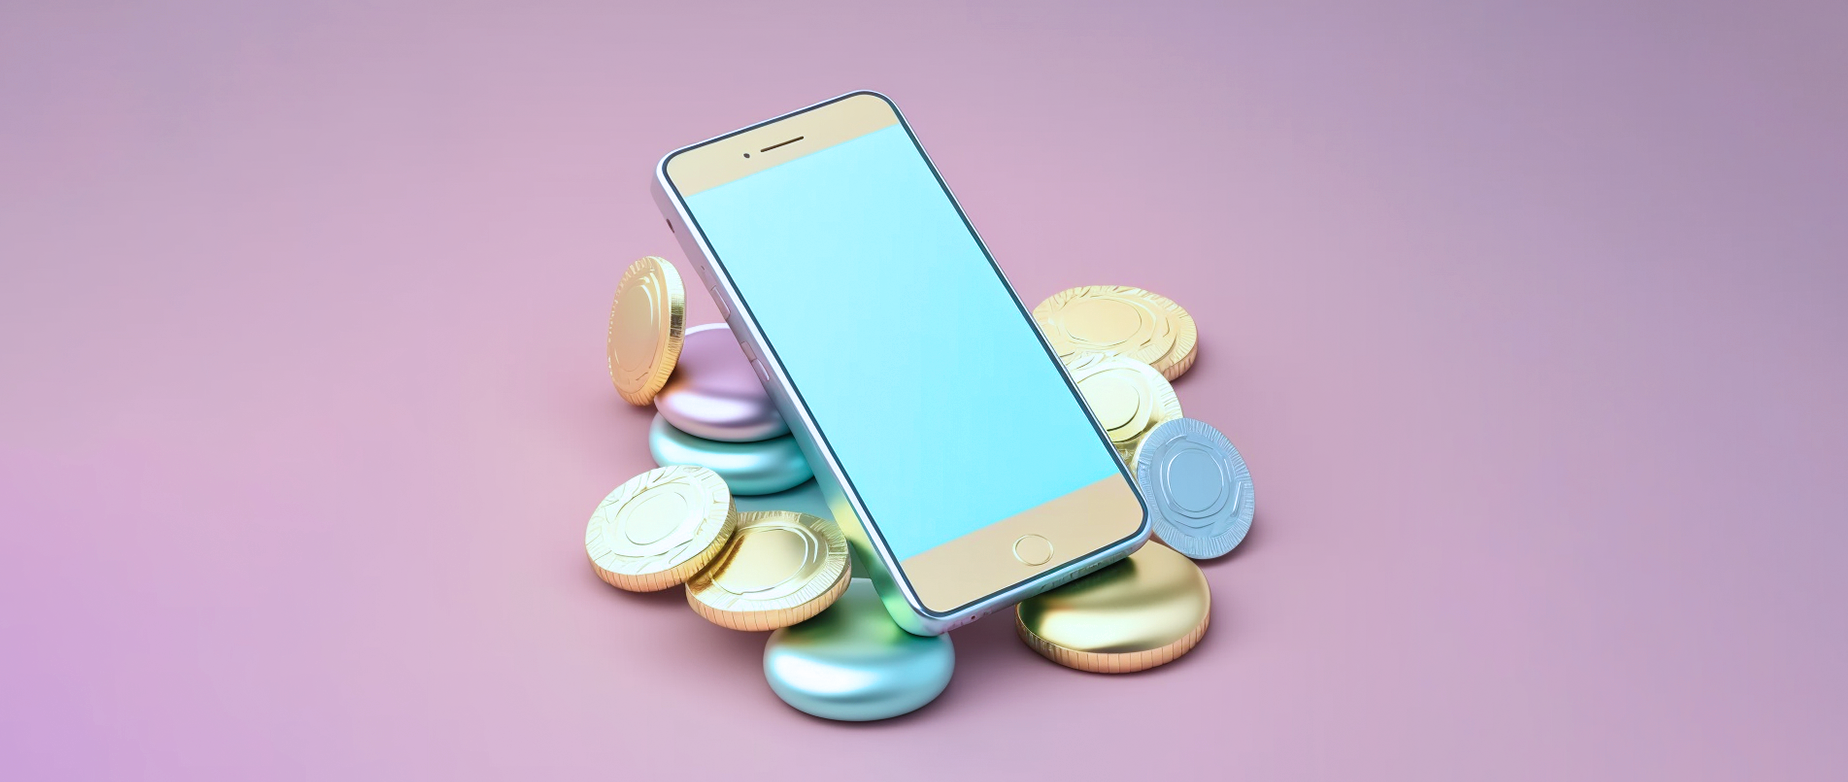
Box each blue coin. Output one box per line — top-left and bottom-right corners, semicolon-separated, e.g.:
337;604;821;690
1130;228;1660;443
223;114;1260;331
649;414;812;495
1133;418;1255;559
763;579;954;721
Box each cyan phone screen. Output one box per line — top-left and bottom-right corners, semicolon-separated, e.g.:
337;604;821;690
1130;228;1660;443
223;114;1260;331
683;124;1120;561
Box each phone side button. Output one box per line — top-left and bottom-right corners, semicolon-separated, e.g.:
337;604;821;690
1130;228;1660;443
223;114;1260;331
711;286;731;320
749;359;771;384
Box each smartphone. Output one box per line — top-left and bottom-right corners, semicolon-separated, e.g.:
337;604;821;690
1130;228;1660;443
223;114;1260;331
653;91;1148;635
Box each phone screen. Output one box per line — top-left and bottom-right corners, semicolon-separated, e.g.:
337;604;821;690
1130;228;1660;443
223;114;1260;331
678;117;1123;563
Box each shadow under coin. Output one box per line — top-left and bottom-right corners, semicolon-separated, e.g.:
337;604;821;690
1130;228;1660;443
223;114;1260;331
733;479;831;520
588;569;700;614
1195;511;1264;570
691;620;776;661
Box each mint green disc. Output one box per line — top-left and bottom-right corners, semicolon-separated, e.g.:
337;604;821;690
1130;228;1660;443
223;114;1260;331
764;579;954;721
649;415;812;495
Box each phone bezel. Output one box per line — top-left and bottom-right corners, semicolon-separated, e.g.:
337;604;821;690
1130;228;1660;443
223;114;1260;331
655;91;1150;626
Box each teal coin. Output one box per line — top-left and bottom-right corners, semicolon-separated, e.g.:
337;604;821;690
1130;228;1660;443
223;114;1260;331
763;579;954;721
1133;418;1255;559
649;415;812;496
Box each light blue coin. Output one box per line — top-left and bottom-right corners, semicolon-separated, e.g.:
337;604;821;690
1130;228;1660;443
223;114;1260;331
1133;418;1255;559
764;578;954;721
648;415;812;495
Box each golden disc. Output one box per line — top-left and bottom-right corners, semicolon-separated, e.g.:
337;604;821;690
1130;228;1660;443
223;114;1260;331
586;465;737;592
1034;286;1198;380
1065;353;1183;466
687;510;851;631
1016;541;1210;673
607;256;687;405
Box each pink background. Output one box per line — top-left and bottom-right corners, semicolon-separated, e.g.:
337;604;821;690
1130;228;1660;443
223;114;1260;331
3;2;1844;779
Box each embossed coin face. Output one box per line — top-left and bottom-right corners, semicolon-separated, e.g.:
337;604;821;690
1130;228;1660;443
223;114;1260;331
1034;286;1198;380
607;256;687;405
1134;418;1255;559
1016;541;1210;674
687;510;850;631
1065;353;1183;466
585;465;737;592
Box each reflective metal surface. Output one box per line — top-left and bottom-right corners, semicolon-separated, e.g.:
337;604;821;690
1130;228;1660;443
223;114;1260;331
1065;353;1183;466
584;465;736;592
1134;418;1255;559
607;256;686;405
1016;541;1210;673
763;579;954;721
648;415;812;495
687;510;850;631
1033;285;1198;380
655;323;788;442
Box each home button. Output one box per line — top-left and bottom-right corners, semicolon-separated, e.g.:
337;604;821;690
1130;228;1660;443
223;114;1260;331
1012;534;1053;566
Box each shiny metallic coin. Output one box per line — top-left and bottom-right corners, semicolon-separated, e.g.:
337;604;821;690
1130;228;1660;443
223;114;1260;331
654;323;788;442
1016;541;1210;673
1134;418;1254;559
1034;285;1198;380
687;510;851;631
764;579;954;721
1065;353;1183;466
585;465;737;592
607;256;687;405
648;415;812;495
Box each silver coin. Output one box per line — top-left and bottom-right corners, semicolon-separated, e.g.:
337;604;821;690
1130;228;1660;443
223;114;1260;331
1133;418;1254;559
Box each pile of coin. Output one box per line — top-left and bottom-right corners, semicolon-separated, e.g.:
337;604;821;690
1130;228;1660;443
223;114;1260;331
587;463;852;627
596;257;946;721
588;257;1260;718
1018;284;1256;673
606;257;813;496
1031;285;1256;564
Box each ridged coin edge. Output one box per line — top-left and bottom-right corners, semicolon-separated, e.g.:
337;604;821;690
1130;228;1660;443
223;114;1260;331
607;256;687;406
685;511;852;631
586;466;737;592
1015;603;1210;674
1134;418;1256;560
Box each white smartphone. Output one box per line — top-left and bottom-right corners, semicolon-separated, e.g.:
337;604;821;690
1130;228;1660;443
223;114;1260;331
653;92;1148;635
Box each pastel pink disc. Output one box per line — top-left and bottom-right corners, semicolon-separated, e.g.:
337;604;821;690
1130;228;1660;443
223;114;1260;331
655;323;789;442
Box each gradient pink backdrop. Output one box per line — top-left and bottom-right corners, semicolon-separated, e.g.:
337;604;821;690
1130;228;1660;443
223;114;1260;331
3;2;1845;779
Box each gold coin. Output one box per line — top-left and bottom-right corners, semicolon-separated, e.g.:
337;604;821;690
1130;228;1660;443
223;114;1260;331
585;465;737;592
607;256;687;405
687;510;851;631
1016;541;1210;673
1065;353;1183;466
1034;286;1198;380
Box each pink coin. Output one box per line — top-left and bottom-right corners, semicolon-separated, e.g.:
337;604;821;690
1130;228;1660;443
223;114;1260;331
655;323;789;442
